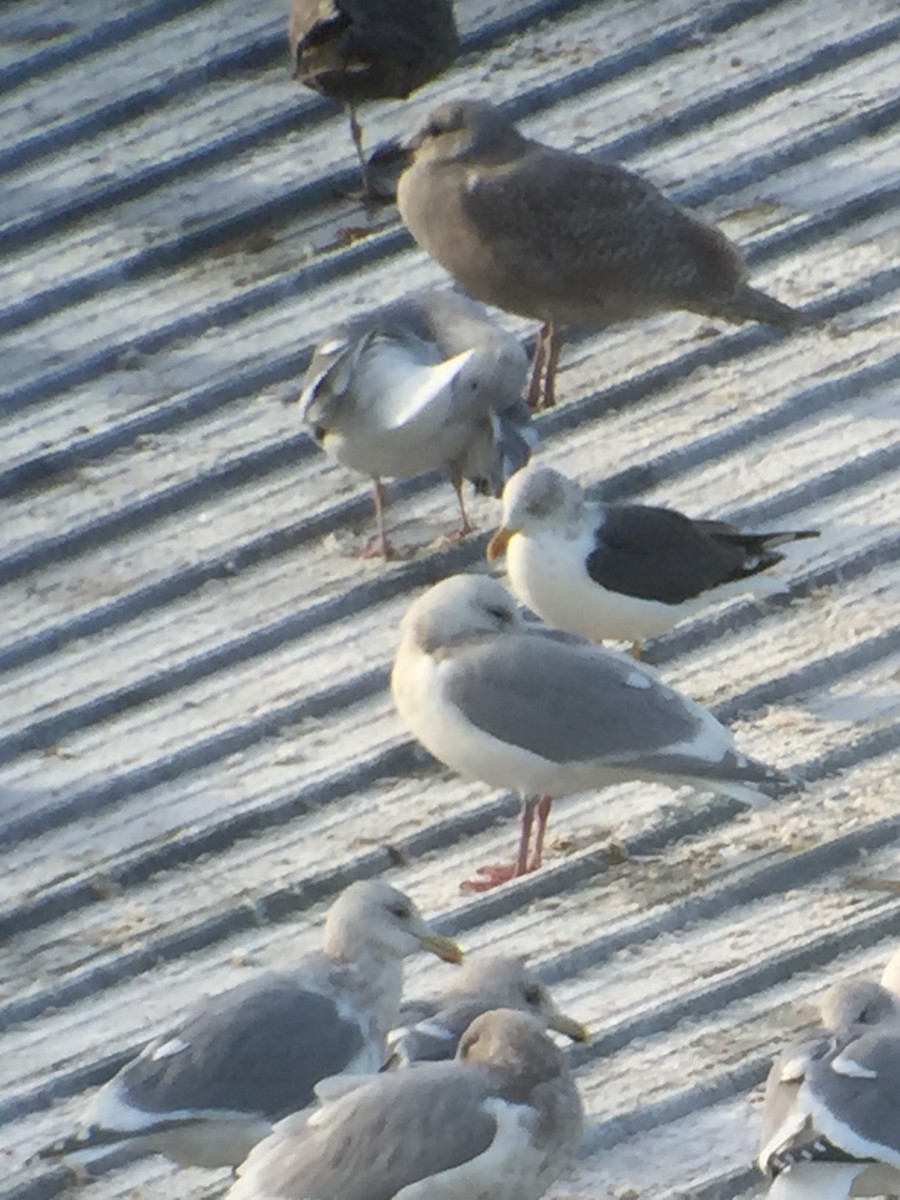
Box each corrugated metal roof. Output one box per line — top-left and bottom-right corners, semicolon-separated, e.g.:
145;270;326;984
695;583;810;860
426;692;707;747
1;0;899;1197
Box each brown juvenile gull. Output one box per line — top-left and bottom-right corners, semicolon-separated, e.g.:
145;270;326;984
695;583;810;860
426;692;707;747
488;464;819;658
388;954;589;1065
226;1008;584;1200
389;99;808;408
758;978;900;1200
42;881;462;1170
391;573;799;890
289;0;459;201
299;288;535;559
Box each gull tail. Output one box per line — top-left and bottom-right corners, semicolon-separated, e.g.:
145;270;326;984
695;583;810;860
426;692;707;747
720;284;811;331
752;529;821;551
709;750;805;808
731;528;820;577
37;1127;131;1162
654;750;804;808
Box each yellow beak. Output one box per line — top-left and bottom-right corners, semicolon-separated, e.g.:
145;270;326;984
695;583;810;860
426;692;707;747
549;1011;591;1043
486;525;517;561
418;932;464;964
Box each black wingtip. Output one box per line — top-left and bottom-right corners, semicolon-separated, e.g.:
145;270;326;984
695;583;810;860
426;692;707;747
36;1134;90;1160
770;1136;875;1175
761;765;807;800
726;750;805;803
729;284;812;331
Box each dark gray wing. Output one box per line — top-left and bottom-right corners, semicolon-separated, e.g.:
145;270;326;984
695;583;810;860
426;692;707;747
299;332;374;432
237;1065;496;1200
394;998;490;1064
396;997;440;1026
805;1028;900;1159
444;634;710;765
759;1034;831;1168
586;506;760;604
391;1023;457;1065
294;0;457;101
121;974;364;1119
340;0;459;95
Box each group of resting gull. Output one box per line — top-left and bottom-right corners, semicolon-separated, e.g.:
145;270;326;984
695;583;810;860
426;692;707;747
34;2;892;1199
41;885;900;1200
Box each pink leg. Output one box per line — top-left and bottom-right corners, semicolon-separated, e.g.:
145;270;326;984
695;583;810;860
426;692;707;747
541;326;564;409
446;473;475;541
353;479;391;558
352;480;415;560
528;795;553;872
461;796;539;892
526;324;551;410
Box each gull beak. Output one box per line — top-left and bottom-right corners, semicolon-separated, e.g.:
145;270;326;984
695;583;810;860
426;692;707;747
486;525;517;561
548;1010;591;1043
417;930;464;965
367;135;415;172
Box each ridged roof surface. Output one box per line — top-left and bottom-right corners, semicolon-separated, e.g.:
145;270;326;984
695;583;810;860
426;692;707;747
2;0;899;1198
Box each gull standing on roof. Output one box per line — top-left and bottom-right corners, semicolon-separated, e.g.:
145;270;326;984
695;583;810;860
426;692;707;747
299;288;535;558
226;1008;583;1200
42;882;461;1170
488;464;819;658
289;0;459;201
759;977;900;1200
391;574;799;890
386;99;807;408
389;955;589;1064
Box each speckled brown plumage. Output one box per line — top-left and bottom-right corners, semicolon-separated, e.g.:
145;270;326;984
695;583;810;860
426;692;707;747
395;100;809;407
289;0;459;199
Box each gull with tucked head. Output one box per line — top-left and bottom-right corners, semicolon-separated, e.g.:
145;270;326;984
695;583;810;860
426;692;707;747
299;288;535;559
391;573;800;890
759;972;900;1200
488;464;819;658
389;99;808;408
226;1008;583;1200
41;881;461;1170
389;954;589;1065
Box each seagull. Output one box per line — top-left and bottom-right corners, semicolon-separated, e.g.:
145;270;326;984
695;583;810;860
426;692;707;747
487;464;819;658
391;573;800;890
226;1008;583;1200
289;0;459;201
758;978;900;1200
41;881;462;1169
386;99;808;408
388;955;589;1064
299;288;535;558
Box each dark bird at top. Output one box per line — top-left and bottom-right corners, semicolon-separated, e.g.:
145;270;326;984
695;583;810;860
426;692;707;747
289;0;459;201
390;99;810;407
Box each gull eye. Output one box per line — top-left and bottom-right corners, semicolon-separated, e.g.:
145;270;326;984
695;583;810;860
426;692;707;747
390;904;411;920
523;985;543;1008
486;604;513;624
